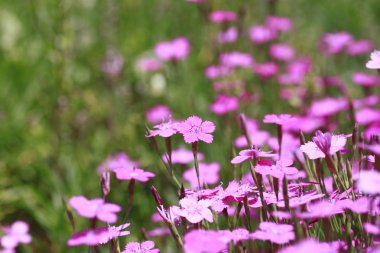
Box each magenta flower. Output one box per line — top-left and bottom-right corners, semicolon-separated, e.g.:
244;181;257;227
114;168;155;182
249;25;277;44
319;32;352;55
265;16;293;32
269;44;295;61
263;114;295;125
146;227;171;237
297;199;345;219
1;221;31;250
154;37;190;61
162;147;204;164
176;116;215;144
366;50;380;69
122;241;159;253
208;10;237;23
69;196;121;223
204;65;232;79
255;159;298;179
210;94;239;115
352;72;380;87
217;27;238;44
146;105;172;124
279;239;339;253
67;223;130;246
253;62;279;79
219;52;254;68
183;230;228;253
278;57;311;85
346;40;373;56
300;131;350;160
357;170;380;195
173;197;213;223
183;162;220;189
251;222;295;244
97;152;139;174
308;97;348;117
146;119;178;138
231;148;275;164
356;108;380;125
276;191;325;208
136;57;162;72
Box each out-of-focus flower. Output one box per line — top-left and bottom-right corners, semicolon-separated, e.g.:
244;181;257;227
176;116;216;144
296;199;345;219
173;197;213;223
308;97;348;117
155;37;190;61
114;168;155;182
69;196;121;223
356;108;380;125
357;170;380;194
263;114;295;125
146;119;178;138
319;32;352;55
231;148;275;164
97;153;139;175
364;223;380;235
276;191;325;208
183;230;228;253
162;147;204;164
255;159;298;179
146;105;172;124
279;239;339;253
251;222;295;244
146;227;171;237
136;57;162;72
183;162;220;188
101;51;124;78
367;50;380;69
346;40;373;56
204;65;232;79
217;27;238;44
122;241;159;253
210;94;239;115
1;221;31;250
209;10;237;23
67;223;130;246
300;131;350;160
352;72;380;87
278;57;311;85
265;16;293;32
249;25;277;44
219;52;254;68
269;44;295;61
253;62;279;79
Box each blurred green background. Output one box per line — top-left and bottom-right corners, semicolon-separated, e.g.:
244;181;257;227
0;0;380;252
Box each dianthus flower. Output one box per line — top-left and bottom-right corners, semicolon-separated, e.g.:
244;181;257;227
269;44;295;61
146;119;178;138
231;148;275;164
183;230;228;253
1;221;31;250
346;40;373;56
122;241;159;253
208;10;237;23
145;105;172;124
173;197;213;223
219;52;254;68
251;222;295;244
176;116;215;144
366;50;380;69
255;159;298;179
69;196;121;223
154;37;190;61
249;25;277;44
319;32;352;55
265;16;293;32
357;170;380;195
114;168;155;182
253;62;279;79
278;239;339;253
183;162;220;189
217;27;238;44
210;94;239;115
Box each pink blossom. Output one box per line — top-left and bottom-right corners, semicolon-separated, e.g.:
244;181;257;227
222;180;253;202
319;32;352;55
263;114;295;125
270;44;295;61
297;199;345;219
101;51;124;78
366;50;380;69
183;162;220;189
183;230;228;253
360;143;380;155
279;239;339;253
154;37;190;61
209;10;237;23
265;16;293;32
136;57;162;72
251;222;295;244
173;197;213;223
346;40;373;55
352;72;380;87
300;131;350;159
267;133;301;160
357;170;380;194
114;168;155;182
157;205;180;225
249;25;277;44
278;57;311;85
253;62;279;79
204;65;232;79
162;147;204;164
219;52;254;68
67;223;130;246
234;130;270;148
364;223;380;235
356;108;380;125
255;159;298;179
231;148;275;164
146;119;178;138
145;105;172;124
176;116;215;144
146;227;171;237
217;27;238;44
97;153;139;174
210;94;239;115
364;125;380;141
308;97;348;117
69;196;121;223
276;191;325;208
1;221;31;250
122;241;159;253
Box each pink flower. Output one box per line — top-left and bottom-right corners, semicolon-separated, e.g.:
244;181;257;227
122;241;159;253
219;52;254;68
269;44;295;61
231;148;275;164
263;114;295;125
114;168;155;182
319;32;352;55
210;94;239;115
146;227;171;237
204;65;232;79
253;62;279;79
278;57;311;85
276;191;325;208
146;119;178;138
255;159;298;179
67;223;130;246
296;199;345;219
1;221;31;250
367;50;380;69
209;10;237;23
97;153;139;174
251;222;295;244
183;162;220;189
308;97;348;117
356;108;380;125
352;72;380;87
300;131;350;159
279;239;339;253
173;197;213;223
357;170;380;194
249;25;277;44
176;116;215;144
69;196;121;223
217;27;238;44
146;105;172;124
162;147;204;164
136;57;162;72
364;223;380;235
154;37;190;61
346;40;373;56
265;16;293;32
101;51;124;78
183;230;228;253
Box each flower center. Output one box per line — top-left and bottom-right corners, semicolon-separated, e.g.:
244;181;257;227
191;126;202;134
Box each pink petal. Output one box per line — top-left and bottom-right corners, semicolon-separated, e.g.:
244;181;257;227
197;133;213;143
187;115;202;126
231;155;249;164
184;133;199;143
300;142;325;159
201;121;216;133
